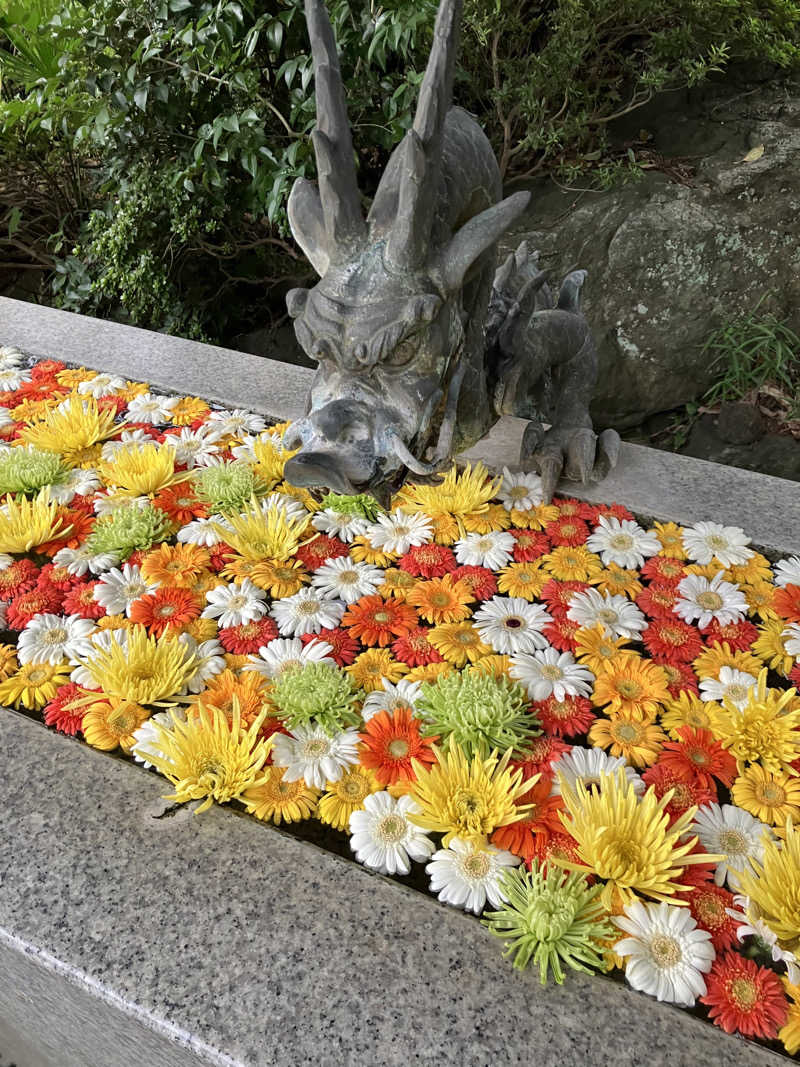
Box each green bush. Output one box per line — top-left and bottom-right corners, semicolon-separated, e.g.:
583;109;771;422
1;0;799;341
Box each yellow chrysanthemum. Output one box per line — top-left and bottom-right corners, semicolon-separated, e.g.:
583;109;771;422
556;771;714;910
0;489;73;553
140;542;211;588
781;979;800;1056
588;564;643;599
541;545;602;582
736;822;800;956
0;660;71;710
692;641;763;680
652;521;687;559
497;560;547;600
147;702;272;813
99;442;189;496
404;661;454;685
428;622;492;667
588;713;666;768
732;766;800;826
410;744;534;845
659;691;716;739
168;396;210;425
214;497;307;562
242;765;320;824
592;656;670;720
20;395;120;464
573;626;633;676
79;624;197;705
274;481;320;513
752;618;795;677
95;613;133;631
0;644;19;681
726;552;773;586
249;433;300;489
181;617;220;644
742;579;779;622
709;670;800;775
82;697;150;752
317;767;380;831
347;648;407;691
396;462;500;524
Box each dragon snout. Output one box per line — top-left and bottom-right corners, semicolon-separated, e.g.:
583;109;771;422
284;451;362;494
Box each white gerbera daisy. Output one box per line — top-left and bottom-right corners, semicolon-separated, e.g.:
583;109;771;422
167;427;220;468
497;468;543;512
674;572;747;629
177;635;226;694
204;408;267;440
311;556;384;604
244;636;334;679
311;507;371;543
366;509;433;555
349;791;435;876
17;613;95;665
361;679;424;722
472;595;552;654
727;895;800;983
550;745;645;796
775;555;800;589
613;900;714;1006
131;709;186;769
52;545;120;577
177;514;231;547
682;521;753;568
125;392;179;424
270;588;345;636
0;366;31;391
783;623;800;660
509;647;594;702
566;587;646;640
586;515;661;569
202;579;267;629
0;345;23;368
49;466;102;505
100;428;152;461
77;373;126;398
273;724;360;789
699;666;758;709
454;530;515;570
93;563;158;616
690;802;774;888
426;838;519;914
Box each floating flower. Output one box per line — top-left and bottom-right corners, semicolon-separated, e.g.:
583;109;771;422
586;516;660;569
360;678;422;721
341;593;418;647
497;468;543;512
0;660;72;709
16;612;95;665
472;595;552;655
82;696;150;752
566;588;646;640
427;621;492;666
690;802;773;887
0;445;69;497
657;726;737;788
359;706;437;788
271;724;360;788
98;442;187;497
682;522;753;568
427;837;519;914
588;713;666;769
533;694;595;738
317;766;379;831
201;579;267;629
398;542;457;578
20;395;120;462
674;572;748;629
592;656;669;720
92;563;157;617
0;490;73;554
510;647;594;702
77;623;197;704
404;574;473;624
270;661;362;736
454;530;515;571
709;669;800;776
701;952;787;1038
348;791;435;875
731;765;800;825
130;587;201;637
242;766;320;824
310;555;384;604
271;587;345;637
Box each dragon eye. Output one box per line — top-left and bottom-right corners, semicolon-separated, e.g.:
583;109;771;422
385;331;423;368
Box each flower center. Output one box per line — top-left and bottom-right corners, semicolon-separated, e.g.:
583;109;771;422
339;775;369;802
393;524;410;536
339;570;358;585
43;628;67;645
697;591;723;611
457;630;477;645
297;600;320;616
376;813;407;844
614;723;640;743
540;664;564;681
718;828;748;855
509;486;529;502
649;934;682;968
726;684;749;703
461;851;492;879
302;738;330;759
454;788;482;815
156;604;176;617
757;782;786;805
597;608;619;625
26;666;51;685
373;611;391;624
609;533;634;550
503;616;523;629
616;680;642;699
730;977;758;1009
707;534;729;552
388;738;410;759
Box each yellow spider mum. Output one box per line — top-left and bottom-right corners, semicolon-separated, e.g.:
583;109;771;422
592;656;670;720
0;489;73;554
147;702;272;813
709;670;800;775
556;771;714;910
497;560;547;600
98;442;189;496
317;767;379;831
752;618;795;677
0;660;71;710
242;765;320;824
79;624;197;705
732;766;800;826
736;822;800;955
428;622;492;667
250;433;299;489
589;564;643;599
573;625;633;675
588;713;667;768
214;497;307;562
20;395;120;464
781;979;800;1056
652;521;687;559
541;545;603;582
692;641;763;680
82;697;150;752
410;744;534;845
347;648;408;691
396;462;500;524
659;691;716;739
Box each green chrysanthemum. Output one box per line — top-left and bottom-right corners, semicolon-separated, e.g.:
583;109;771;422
417;671;539;758
320;491;383;521
482;862;614;984
0;445;69;496
270;661;363;736
86;502;171;557
194;461;263;514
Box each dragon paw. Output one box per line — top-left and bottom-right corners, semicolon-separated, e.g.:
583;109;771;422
521;423;621;504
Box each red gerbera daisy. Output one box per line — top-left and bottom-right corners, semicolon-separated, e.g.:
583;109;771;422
540;578;589;614
14;376;65;402
550;496;595;521
636;582;681;619
37;562;80;595
219;617;279;655
642;618;703;663
530;830;585;875
656;726;737;788
359;707;437;786
0;558;39;598
641;762;716;822
491;777;565;862
533;694;595;738
391;626;444;667
398;542;456;578
6;584;63;629
294;534;350;570
342;594;418;647
449;565;497;601
640;556;687;584
515;736;572;778
129;587;201;637
301;626;360;667
681;883;740;952
43;682;88;736
62;581;106;620
542;614;580;652
509;528;550;562
661;660;701;698
589;502;635;523
701;953;787;1038
153;484;209;524
545;515;589;547
774;583;800;623
209;542;234;572
702;618;759;650
32;358;65;378
791;662;800;688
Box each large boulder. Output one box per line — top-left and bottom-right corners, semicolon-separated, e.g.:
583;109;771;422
502;76;800;429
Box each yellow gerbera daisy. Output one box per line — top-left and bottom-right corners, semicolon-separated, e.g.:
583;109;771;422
742;579;779;622
692;641;763;680
405;575;473;624
0;644;18;681
378;567;419;601
592;656;670;720
223;557;309;598
82;697;150;752
683;562;724;580
726;552;773;586
0;660;71;710
428;622;492;666
732;766;800;826
404;661;454;685
55;367;99;388
168;396;210;425
573;625;633;676
242;765;320;824
588;713;666;768
0;489;72;554
349;535;397;567
781;979;800;1056
541;545;602;582
497;560;547;600
140;542;212;588
347;648;408;691
510;502;559;530
317;767;379;831
467;654;513;681
461;503;512;533
752;618;795;677
589;564;643;599
659;691;716;739
709;670;800;775
652;521;687;559
181;617;220;644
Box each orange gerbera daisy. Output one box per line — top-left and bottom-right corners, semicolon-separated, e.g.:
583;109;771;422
359;707;438;787
427;622;492;666
341;594;418;647
225;557;308;597
193;669;271;728
152;484;209;525
592;656;670;720
129;587;202;637
774;584;800;623
491;777;564;862
140;542;211;588
404;575;473;624
168;396;210;425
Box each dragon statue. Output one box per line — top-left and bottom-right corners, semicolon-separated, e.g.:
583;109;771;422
282;0;620;503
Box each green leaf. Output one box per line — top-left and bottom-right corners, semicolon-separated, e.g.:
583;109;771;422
220;114;240;133
133;84;148;111
7;206;22;238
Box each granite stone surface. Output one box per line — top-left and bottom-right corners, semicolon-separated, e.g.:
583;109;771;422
0;712;788;1067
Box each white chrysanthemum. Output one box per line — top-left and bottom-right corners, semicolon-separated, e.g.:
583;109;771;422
496;468;543;512
17;613;95;665
202;579;267;628
125;392;179;424
100;428;152;461
270;587;345;636
674;572;747;630
93;564;158;616
472;595;552;654
177;514;231;547
49;466;101;505
361;679;424;722
273;724;360;789
311;555;384;604
613;900;715;1006
0;366;31;391
698;666;758;709
131;709;186;768
244;636;334;679
551;745;645;796
349;791;435;876
775;555;800;589
52;545;120;577
76;372;127;398
366;509;433;555
682;521;753;568
177;634;227;693
311;507;371;543
166;427;220;468
727;895;800;983
0;345;23;369
586;515;661;569
426;838;519;914
690;803;774;888
204;408;266;440
783;623;800;660
509;646;594;702
454;530;515;570
566;587;646;640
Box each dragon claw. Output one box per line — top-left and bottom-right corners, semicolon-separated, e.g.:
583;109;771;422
520;423;621;503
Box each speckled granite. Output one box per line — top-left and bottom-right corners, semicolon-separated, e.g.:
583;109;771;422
0;713;788;1067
